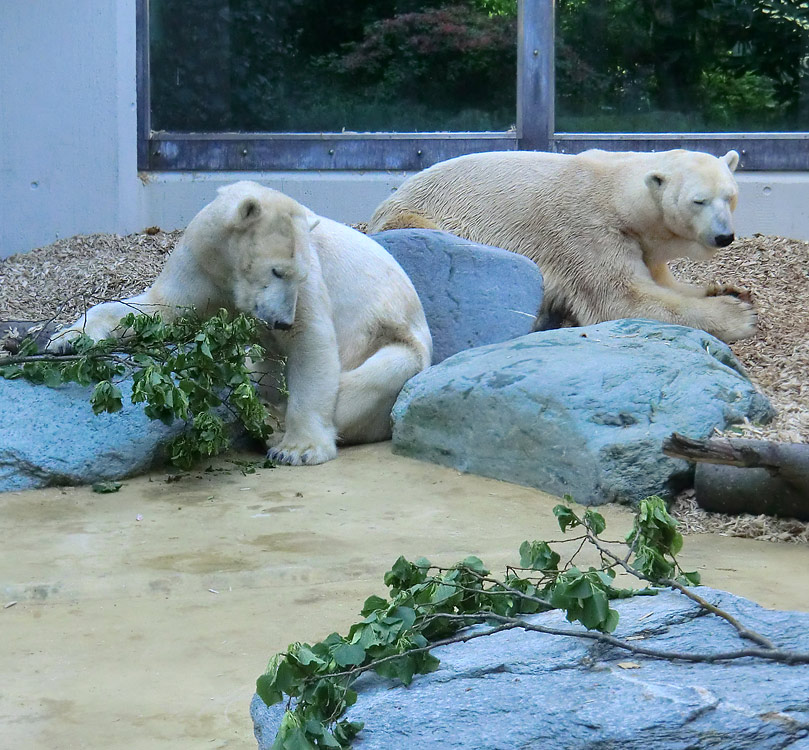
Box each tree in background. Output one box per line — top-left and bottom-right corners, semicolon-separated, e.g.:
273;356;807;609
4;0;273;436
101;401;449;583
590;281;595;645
149;0;806;134
556;0;808;131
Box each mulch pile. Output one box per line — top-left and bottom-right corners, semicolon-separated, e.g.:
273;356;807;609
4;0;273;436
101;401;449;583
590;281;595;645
1;229;807;542
0;230;180;323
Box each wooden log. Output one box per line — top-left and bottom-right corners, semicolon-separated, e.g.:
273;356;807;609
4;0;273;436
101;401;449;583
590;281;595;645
663;433;809;521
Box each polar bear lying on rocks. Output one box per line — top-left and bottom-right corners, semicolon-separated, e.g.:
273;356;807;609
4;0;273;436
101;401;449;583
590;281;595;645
369;149;754;343
51;182;432;465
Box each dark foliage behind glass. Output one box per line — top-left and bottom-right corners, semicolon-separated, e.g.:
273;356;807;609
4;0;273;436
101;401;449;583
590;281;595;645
150;0;808;134
150;0;517;133
556;0;809;132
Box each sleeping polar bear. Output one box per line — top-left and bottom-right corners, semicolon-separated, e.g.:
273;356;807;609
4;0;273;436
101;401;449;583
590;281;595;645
50;182;432;465
369;149;755;343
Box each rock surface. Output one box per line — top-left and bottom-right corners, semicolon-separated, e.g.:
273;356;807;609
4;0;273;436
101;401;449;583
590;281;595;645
391;319;774;505
373;229;543;364
251;588;809;750
0;378;186;492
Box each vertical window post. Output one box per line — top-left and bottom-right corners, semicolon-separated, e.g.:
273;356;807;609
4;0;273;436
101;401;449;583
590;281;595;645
136;0;150;170
518;0;554;151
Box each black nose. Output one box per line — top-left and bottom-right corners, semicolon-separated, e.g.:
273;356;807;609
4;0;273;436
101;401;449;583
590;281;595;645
273;321;292;331
715;233;734;247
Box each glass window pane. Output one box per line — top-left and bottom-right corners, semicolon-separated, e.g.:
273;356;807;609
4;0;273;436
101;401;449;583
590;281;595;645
150;0;517;133
555;0;809;133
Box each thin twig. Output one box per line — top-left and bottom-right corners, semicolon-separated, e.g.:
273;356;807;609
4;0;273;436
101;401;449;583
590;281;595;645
309;623;521;682
586;532;776;649
315;610;809;688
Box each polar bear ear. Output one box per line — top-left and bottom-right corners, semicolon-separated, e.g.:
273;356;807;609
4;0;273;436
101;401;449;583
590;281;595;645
231;197;262;230
644;172;666;193
723;150;740;172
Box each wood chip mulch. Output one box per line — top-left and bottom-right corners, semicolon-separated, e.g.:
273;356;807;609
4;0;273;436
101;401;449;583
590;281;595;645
1;229;807;542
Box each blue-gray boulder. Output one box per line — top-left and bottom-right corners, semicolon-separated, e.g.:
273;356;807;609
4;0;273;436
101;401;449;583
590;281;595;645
251;588;809;749
373;229;543;364
0;378;186;492
391;319;773;505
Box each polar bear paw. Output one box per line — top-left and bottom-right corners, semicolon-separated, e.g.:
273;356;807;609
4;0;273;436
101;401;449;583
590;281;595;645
267;435;338;466
45;326;85;354
705;294;757;343
705;282;753;303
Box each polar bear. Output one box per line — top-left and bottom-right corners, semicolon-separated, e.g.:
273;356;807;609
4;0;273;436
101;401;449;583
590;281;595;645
369;149;755;343
50;182;432;465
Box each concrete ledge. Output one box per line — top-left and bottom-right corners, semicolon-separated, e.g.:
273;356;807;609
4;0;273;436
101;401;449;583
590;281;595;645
138;170;809;242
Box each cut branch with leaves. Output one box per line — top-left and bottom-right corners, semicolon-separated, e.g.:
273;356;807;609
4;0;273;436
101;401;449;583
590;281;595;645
0;309;282;469
256;496;809;750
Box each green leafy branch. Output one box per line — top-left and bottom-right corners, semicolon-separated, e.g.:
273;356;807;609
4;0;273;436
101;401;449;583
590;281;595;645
0;309;281;469
257;497;809;750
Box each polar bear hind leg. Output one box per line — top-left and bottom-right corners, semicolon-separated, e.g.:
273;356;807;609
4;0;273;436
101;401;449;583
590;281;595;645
335;342;427;444
370;210;439;232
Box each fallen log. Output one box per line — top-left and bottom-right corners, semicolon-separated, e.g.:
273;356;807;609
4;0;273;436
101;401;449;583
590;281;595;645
663;433;809;521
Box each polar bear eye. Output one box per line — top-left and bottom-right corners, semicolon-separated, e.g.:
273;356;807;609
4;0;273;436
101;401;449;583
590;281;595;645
693;199;707;206
272;268;284;279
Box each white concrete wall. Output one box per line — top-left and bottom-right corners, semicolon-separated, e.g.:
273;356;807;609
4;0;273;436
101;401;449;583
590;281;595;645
0;0;139;258
1;3;808;260
735;172;809;241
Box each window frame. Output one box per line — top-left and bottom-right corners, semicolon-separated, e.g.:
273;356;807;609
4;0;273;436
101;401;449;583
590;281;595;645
137;0;809;172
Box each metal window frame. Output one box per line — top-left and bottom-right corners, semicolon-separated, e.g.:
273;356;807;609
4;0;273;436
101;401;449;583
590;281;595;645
137;0;809;172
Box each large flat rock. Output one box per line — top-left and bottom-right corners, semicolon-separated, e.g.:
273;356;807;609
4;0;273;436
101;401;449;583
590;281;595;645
373;229;543;363
391;319;773;505
251;588;809;749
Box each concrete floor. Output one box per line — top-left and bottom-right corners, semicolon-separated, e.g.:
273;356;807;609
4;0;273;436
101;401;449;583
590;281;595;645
2;443;808;750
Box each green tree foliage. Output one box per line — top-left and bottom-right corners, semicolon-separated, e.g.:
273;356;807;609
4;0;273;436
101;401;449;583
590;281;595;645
556;0;808;130
150;0;516;132
0;310;277;469
149;0;806;135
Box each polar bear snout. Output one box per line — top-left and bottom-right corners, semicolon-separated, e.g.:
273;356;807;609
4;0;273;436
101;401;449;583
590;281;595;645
253;293;297;330
695;200;736;249
237;278;299;331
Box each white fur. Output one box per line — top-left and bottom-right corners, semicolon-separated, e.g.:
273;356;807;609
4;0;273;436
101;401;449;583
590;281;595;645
50;182;432;465
369;149;754;343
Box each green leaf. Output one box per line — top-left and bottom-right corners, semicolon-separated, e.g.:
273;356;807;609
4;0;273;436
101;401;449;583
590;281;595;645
383;555;428;593
459;555;489;575
519;540;560;571
43;367;64;388
332;642;366;667
360;595;388;616
90;381;123;415
391;605;417;631
0;365;23;379
256;673;284;707
261;654;302;700
92;481;122;493
276;725;317;750
373;653;416;686
584;509;607;536
308;724;341;748
603;608;620;633
333;720;364;745
580;590;609;629
678;570;701;586
290;644;326;668
17;337;40;356
553;505;581;533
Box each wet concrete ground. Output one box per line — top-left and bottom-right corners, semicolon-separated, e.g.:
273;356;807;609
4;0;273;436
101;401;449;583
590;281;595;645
2;443;808;749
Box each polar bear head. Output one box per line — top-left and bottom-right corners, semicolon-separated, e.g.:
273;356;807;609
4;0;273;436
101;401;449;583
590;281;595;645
201;182;319;330
644;150;740;257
